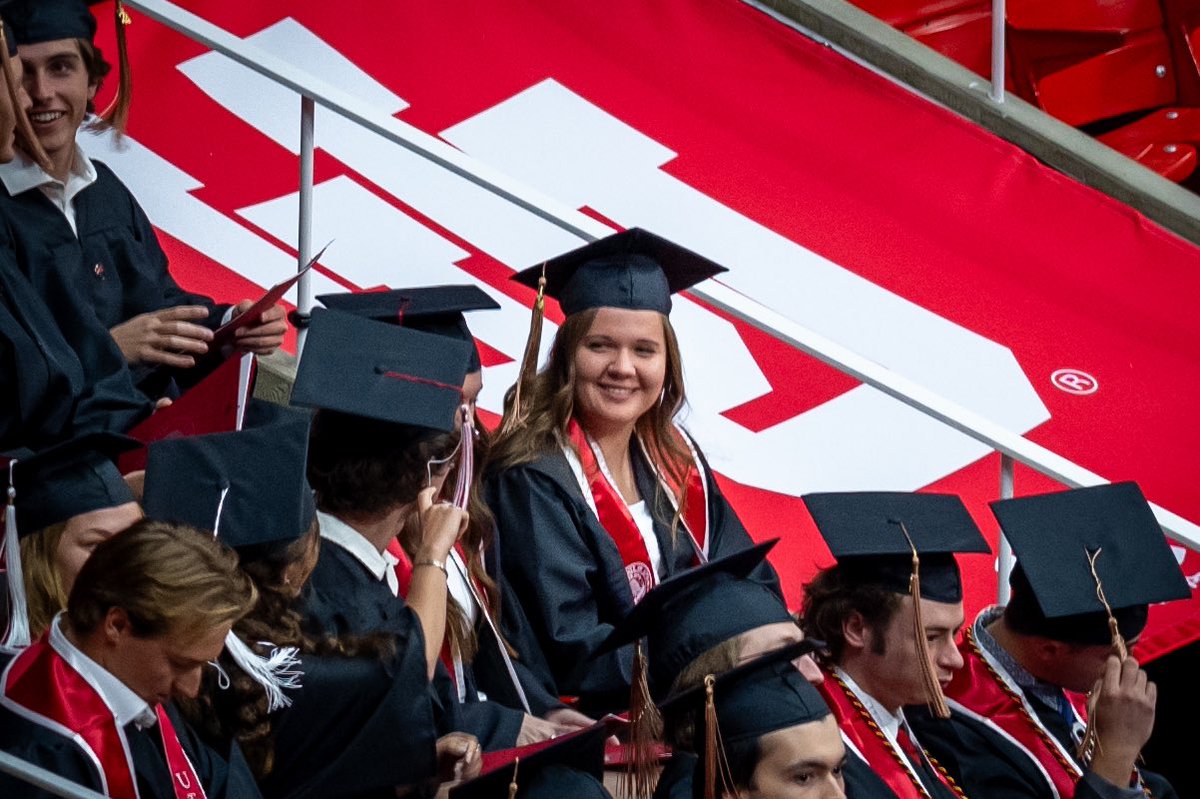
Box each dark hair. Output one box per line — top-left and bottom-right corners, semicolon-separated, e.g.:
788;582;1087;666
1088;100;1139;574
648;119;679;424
307;409;458;517
184;521;396;778
800;566;901;662
67;519;256;639
691;735;762;799
75;38;110;114
1003;564;1148;646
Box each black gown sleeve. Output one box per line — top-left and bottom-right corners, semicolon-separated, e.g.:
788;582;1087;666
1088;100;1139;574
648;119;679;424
0;719;104;799
489;461;635;714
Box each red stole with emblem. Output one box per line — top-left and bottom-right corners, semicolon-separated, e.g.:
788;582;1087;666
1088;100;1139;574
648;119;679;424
947;628;1086;798
1;635;206;799
819;675;935;799
565;418;709;604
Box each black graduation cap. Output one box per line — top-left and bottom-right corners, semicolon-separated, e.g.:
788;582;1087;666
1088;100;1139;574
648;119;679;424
990;483;1190;643
449;722;608;799
10;432;138;537
4;0;98;44
599;540;794;695
142;404;315;550
316;284;499;372
660;640;829;747
290;309;472;433
510;228;727;316
803;491;990;603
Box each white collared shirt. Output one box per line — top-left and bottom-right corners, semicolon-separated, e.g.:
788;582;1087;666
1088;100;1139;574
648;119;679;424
836;667;904;746
317;510;400;595
49;613;157;731
628;500;665;579
446;549;479;626
0;145;98;237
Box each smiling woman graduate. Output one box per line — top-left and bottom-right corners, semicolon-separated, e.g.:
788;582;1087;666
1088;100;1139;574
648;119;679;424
486;228;781;716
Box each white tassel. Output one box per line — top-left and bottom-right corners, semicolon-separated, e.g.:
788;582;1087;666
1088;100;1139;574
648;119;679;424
451;404;475;510
2;460;30;650
223;632;303;712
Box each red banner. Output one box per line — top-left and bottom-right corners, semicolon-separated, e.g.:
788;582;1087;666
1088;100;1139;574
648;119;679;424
86;0;1200;658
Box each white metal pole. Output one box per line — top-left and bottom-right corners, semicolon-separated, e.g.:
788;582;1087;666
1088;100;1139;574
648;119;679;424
295;95;316;357
997;454;1015;604
991;0;1006;103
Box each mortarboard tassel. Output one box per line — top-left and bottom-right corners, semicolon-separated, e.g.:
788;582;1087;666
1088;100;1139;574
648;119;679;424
2;460;30;650
895;521;951;719
703;675;718;799
223;633;302;712
0;25;51;172
499;267;546;436
451;404;474;510
507;755;520;799
621;640;663;799
99;0;133;133
1077;547;1128;763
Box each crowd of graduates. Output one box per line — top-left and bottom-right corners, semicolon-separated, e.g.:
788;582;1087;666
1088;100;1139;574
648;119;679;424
0;1;1193;798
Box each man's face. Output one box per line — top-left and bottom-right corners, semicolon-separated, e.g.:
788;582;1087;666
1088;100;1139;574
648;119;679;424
1041;641;1124;694
853;595;965;711
18;39;96;167
103;609;230;706
733;715;847;799
737;621;824;685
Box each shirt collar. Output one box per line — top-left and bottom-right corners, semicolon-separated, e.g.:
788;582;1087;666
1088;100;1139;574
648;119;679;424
974;605;1064;711
0;143;97;196
317;510;399;583
48;613;157;730
834;666;905;741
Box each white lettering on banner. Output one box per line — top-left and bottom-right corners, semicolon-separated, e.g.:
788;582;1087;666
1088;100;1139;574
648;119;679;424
161;19;1050;495
77;127;344;301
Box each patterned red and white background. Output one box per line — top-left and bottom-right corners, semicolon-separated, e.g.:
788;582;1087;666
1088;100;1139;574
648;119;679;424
86;0;1200;658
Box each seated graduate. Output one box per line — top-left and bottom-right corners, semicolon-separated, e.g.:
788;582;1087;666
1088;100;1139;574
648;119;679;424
141;404;480;799
0;518;263;798
660;641;848;799
909;483;1189;799
316;284;589;732
487;229;780;716
0;11;151;448
597;541;828;799
449;720;612;799
293;309;559;750
0;0;286;398
5;432;142;646
801;492;990;799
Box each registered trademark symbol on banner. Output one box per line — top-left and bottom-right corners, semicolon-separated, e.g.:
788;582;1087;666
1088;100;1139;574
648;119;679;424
1050;369;1098;395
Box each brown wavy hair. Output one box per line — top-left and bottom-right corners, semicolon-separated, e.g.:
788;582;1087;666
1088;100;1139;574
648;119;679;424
490;309;692;518
800;566;900;663
19;521;67;639
183;521;398;779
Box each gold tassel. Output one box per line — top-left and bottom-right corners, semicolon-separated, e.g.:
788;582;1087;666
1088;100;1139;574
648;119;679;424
498;268;546;436
898;522;951;719
100;1;134;133
703;675;718;799
1077;547;1128;763
621;641;663;799
0;26;51;171
507;755;520;799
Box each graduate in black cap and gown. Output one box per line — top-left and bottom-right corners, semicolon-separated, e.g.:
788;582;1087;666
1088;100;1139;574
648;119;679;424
294;309;562;751
909;483;1188;799
449;719;611;799
3;432;142;649
659;641;848;799
316;284;586;730
142;404;472;799
0;0;286;399
801;492;991;799
0;7;151;447
487;228;781;716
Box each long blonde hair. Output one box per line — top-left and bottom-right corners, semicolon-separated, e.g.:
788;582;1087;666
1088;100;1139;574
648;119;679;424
491;309;691;486
19;522;68;639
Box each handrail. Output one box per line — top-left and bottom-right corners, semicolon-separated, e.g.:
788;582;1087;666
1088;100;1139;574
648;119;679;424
122;0;1200;553
0;750;108;799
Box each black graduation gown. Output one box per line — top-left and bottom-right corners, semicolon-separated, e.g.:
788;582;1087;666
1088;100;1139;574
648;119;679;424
0;249;151;449
301;541;525;751
0;160;229;397
257;652;439;799
910;696;1179;799
486;443;781;716
0;698;261;799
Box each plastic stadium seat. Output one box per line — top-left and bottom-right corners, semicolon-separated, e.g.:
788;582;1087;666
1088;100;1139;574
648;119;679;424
904;3;995;78
1098;108;1200;182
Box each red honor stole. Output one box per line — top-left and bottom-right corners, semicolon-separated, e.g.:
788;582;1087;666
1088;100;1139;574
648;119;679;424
946;627;1086;799
565;418;709;603
819;672;956;799
0;637;206;799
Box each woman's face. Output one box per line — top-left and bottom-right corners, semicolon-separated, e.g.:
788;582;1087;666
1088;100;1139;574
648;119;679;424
55;502;143;594
572;308;667;438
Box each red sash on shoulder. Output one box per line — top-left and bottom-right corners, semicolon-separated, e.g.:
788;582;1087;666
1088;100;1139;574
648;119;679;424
946;627;1082;799
565;418;709;604
819;674;933;799
0;635;205;799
